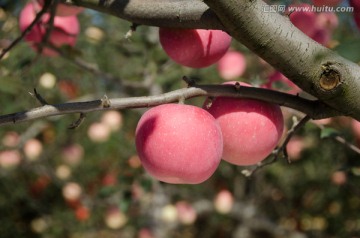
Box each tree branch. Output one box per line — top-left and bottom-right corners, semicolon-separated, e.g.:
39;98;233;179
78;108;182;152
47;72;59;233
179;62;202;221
63;0;224;30
0;84;341;126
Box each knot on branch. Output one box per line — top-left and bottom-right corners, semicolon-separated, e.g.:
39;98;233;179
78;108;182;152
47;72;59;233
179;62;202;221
319;63;341;91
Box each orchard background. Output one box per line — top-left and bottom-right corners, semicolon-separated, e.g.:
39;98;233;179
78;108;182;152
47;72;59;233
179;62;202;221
1;0;360;237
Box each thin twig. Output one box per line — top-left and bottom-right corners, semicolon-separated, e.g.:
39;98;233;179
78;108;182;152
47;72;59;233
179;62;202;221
68;113;86;129
32;88;49;105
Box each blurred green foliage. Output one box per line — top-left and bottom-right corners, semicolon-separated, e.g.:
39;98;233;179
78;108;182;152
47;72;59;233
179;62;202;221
0;0;360;238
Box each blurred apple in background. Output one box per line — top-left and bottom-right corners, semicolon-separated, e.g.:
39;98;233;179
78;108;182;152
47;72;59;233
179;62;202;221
24;138;43;161
214;189;234;214
175;201;197;225
217;50;247;80
19;2;80;56
0;150;21;169
87;122;111;143
105;206;128;229
61;143;84;166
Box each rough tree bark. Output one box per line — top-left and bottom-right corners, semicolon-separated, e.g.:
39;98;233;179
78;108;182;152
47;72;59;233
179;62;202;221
65;0;360;122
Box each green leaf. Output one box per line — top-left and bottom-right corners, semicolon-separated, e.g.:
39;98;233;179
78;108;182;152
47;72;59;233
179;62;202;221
320;127;340;139
334;39;360;63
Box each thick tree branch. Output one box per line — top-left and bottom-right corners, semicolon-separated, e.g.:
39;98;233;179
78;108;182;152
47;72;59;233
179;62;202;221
0;84;341;126
65;0;224;30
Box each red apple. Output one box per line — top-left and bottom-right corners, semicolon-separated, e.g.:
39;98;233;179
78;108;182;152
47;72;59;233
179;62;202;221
19;2;80;56
2;131;20;147
331;171;347;185
105;207;127;229
217;50;247;80
37;0;84;16
61;143;84;166
175;201;197;225
87;122;111;143
159;28;231;68
24;138;43;161
75;205;90;221
135;104;223;184
312;0;342;7
62;182;82;202
286;136;305;160
205;82;284;166
289;4;317;37
0;150;21;169
214;189;234;214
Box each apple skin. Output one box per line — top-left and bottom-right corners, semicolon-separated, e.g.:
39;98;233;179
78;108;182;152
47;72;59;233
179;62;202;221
19;2;80;56
135;104;223;184
159;28;231;68
217;50;246;80
205;82;284;166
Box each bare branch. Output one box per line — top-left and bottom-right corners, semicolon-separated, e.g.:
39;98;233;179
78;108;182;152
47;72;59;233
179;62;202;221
64;0;224;30
0;84;341;126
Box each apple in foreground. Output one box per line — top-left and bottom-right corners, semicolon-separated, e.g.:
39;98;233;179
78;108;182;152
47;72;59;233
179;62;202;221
205;82;284;166
159;28;231;68
135;104;223;184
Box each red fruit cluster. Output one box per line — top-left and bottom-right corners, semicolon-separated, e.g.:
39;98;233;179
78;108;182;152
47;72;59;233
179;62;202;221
19;2;81;56
135;83;284;184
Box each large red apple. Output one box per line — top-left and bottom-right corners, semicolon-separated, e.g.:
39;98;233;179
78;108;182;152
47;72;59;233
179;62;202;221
159;28;231;68
205;82;284;166
135;104;223;184
19;2;80;56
